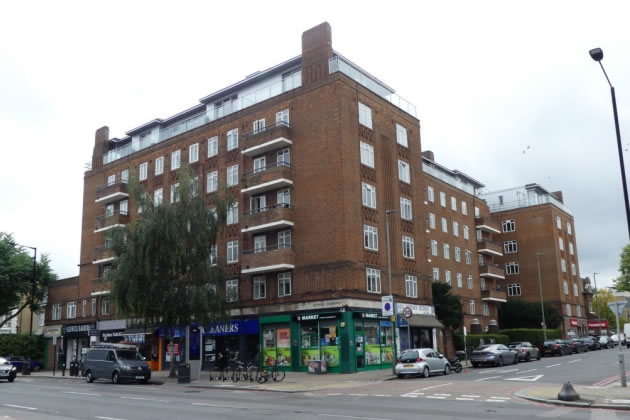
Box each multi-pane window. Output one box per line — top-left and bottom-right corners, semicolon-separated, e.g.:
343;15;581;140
91;299;96;316
120;200;128;215
254;235;266;253
567;222;572;235
253;157;266;173
557;216;562;229
569;242;574;255
508;283;521;296
440;192;446;207
67;302;76;319
170;183;180;203
431;240;438;256
429;213;436;229
253;276;266;300
454;247;461;262
453;221;459;237
576;305;581;317
467;275;473;289
207;171;218;193
360;142;374;168
189;143;199;163
563;280;569;294
278;273;292;297
573;283;579;296
209;245;217;266
251;194;266;213
445;270;451;285
571;263;576;276
276;109;290;125
443;243;450;259
227;164;239;187
139;162;148;181
504;240;517;253
277;148;290;165
154;156;164;176
482;303;489;316
451;197;457;211
102;298;110;315
502;219;515;232
106;204;114;217
561;259;567;273
427;186;434;202
398;160;410;183
253;118;266;133
226;279;238;302
227;128;239;151
153;188;163;205
358;102;372;129
400;197;412;220
362;183;377;208
456;273;463;288
474;206;480;217
107;174;116;185
227;240;239;263
227;203;238;225
461;201;468;215
405;275;418;298
506;262;519;275
441;217;448;233
463;225;469;240
364;225;378;251
465;250;472;264
171;150;181;171
366;268;381;293
566;304;571;317
278;189;291;206
559;238;564;251
396;123;408;147
278;230;292;248
402;236;415;259
208;136;218;157
432;268;440;282
480;278;486;290
469;301;476;315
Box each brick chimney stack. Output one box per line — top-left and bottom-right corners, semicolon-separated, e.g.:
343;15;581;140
92;126;109;171
301;22;333;87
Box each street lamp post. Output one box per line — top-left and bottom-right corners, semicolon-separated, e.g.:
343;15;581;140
536;253;547;341
385;209;398;376
593;272;601;336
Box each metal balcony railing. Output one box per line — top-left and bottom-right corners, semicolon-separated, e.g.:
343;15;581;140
242;203;293;217
242;161;291;178
242;244;293;254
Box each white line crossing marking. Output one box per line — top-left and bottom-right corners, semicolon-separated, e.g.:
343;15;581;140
96;417;129;420
420;382;452;391
426;396;445;399
488;396;510;400
62;391;101;396
478;369;498;374
121;396;171;403
374;394;390;397
318;414;394;420
568;359;581;364
497;369;518;373
545;363;561;368
433;393;451;396
486;399;504;402
349;394;367;396
462;395;480;398
456;398;474;401
191;403;245;409
475;375;502;381
326;393;343;396
3;404;38;411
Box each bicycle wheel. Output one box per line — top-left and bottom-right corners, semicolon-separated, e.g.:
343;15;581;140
256;369;269;384
247;366;258;382
272;367;285;382
231;367;242;382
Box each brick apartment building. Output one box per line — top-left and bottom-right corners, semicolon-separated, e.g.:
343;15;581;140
45;22;447;374
480;184;586;337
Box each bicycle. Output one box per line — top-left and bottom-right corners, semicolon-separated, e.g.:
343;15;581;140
209;366;229;382
269;365;285;382
232;361;259;383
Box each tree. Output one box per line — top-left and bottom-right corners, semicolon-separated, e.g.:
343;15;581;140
432;281;463;330
109;167;230;377
592;288;627;330
499;300;563;329
0;233;56;329
614;244;630;292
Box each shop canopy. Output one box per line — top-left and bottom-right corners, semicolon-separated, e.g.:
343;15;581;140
403;315;445;329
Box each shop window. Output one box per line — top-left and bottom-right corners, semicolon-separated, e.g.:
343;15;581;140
262;326;291;367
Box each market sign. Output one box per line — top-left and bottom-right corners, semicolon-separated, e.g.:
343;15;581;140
587;320;609;328
295;313;339;321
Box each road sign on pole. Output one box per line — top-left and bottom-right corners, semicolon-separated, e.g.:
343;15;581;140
382;295;394;316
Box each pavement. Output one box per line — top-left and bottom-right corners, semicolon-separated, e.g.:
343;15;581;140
516;383;630;410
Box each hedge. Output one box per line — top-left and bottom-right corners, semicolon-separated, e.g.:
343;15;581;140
498;329;562;348
454;333;509;352
0;334;45;361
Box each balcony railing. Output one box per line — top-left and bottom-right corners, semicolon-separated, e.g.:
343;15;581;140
95;180;129;204
94;210;129;232
241;122;292;157
476;239;503;256
241;204;294;234
475;216;501;234
243;161;291;178
422;163;477;195
487;195;573;216
242;121;290;139
242;203;293;217
479;263;505;279
93;246;114;263
329;56;417;117
99;71;302;168
243;244;293;254
481;287;507;302
241;244;295;274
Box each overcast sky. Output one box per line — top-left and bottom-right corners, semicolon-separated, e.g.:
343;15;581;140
1;1;629;290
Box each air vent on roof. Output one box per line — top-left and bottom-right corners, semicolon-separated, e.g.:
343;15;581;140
245;71;261;79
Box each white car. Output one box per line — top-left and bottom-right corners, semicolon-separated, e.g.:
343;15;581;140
611;334;626;346
395;348;450;378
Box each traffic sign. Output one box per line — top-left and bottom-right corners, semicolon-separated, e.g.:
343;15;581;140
608;301;628;317
382;296;394;316
402;306;413;319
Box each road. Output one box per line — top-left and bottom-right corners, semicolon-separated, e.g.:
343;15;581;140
1;347;629;419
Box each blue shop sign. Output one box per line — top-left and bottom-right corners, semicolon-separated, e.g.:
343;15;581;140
206;319;259;336
158;326;186;338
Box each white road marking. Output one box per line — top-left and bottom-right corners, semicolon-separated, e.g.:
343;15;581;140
611;399;630;403
3;404;37;411
62;391;101;396
191;403;245;409
475;375;502;381
349;394;367;396
121;396;170;403
545;363;561;368
96;417;128;420
489;396;510;400
462;395;480;398
497;369;518;373
505;374;544;382
426;396;445;399
374;394;390;397
433;393;451;396
516;368;537;374
318;414;394;420
420;382;452;391
456;398;474;401
486;399;504;402
478;369;498;374
326;393;343;396
568;359;581;364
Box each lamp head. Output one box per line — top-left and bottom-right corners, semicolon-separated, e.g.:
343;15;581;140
589;48;604;62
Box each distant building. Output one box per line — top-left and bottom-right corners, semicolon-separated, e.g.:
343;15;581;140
0;310;18;335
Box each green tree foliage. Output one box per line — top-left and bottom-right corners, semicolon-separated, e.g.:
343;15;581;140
0;334;46;361
614;244;630;292
453;333;509;351
499;328;562;347
432;281;463;330
0;233;56;329
109;167;229;377
592;288;627;330
499;300;563;329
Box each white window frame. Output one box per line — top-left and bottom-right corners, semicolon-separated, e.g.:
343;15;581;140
189;143;199;163
454;247;461;262
155;156;164;176
559;237;564;251
120;200;128;215
107;174;115;186
461;201;467;215
405;275;418;298
571;263;576;276
429;213;436;229
467;275;473;289
400;197;412;220
227;164;239;187
396;123;408;147
364;225;378;251
482;303;489;316
506;262;519;275
362;183;377;208
139;162;148;181
209;245;217;266
254;235;267;253
121;169;129;183
227;128;239;151
253;156;266;174
253;118;266;134
453;221;459;237
432;268;440;282
101;298;110;315
431;240;438;256
171;150;181;171
456;273;463;288
445;270;451;285
153;188;163;205
502;219;515;232
360;142;374;168
508;283;521;296
366;268;381;293
207;171;218;193
566;303;571;317
451;197;457;211
561;259;567;273
226;279;239;302
398;160;410;183
402;236;415;259
227;240;239;263
278;230;292;248
569;242;574;255
504;240;517;253
278;272;292;297
573;283;578;296
463;225;469;240
465;250;472;264
227;203;238;225
277;148;290;165
82;300;87;318
557;216;562;229
253;276;266;300
469;300;476;315
567;222;572;235
358;102;372;129
170;183;180;203
427;186;435;202
52;304;61;320
208;136;218;157
277;189;291;206
563;280;569;294
576;305;581;317
441;217;448;233
440;192;446;207
443;243;450;259
276;109;290;125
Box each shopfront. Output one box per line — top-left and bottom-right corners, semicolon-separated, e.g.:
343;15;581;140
297;313;343;373
61;322;95;367
259;315;294;371
353;312;394;370
203;318;259;369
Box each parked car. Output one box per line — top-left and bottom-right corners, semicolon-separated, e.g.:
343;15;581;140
83;344;151;384
580;336;600;351
508;341;540;362
597;335;613;349
471;344;518;367
569;338;587;353
5;356;43;372
611;334;626;346
395;348;450;378
542;339;571;356
0;357;17;382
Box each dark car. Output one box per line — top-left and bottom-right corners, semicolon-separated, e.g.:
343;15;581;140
0;357;17;382
471;344;518;367
6;356;42;372
580;336;600;351
569;338;587;353
542;339;570;356
508;341;540;362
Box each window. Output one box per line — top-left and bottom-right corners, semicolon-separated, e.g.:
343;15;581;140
465;250;472;264
589;301;593;313
402;236;415;259
107;174;116;186
463;225;469;240
557;216;562;229
253;157;266;174
454;247;461;262
431;240;438;256
121;169;129;183
505;262;519;275
366;268;381;293
276;109;290;125
567;222;572;235
480;278;486;290
559;238;564;251
396;123;408;147
576;305;581;317
227;128;239;151
445;270;451;285
362;183;377;208
467;275;473;289
253;118;266;134
278;189;291;206
474;206;480;217
482;303;489;316
358;102;372;129
563;281;569;294
561;259;567;273
66;302;76;319
453;221;459;237
508;283;521;296
106;204;114;217
277;148;290;165
462;201;468;215
82;300;87;317
102;298;110;315
573;283;578;296
278;273;292;297
405;275;418;298
400;197;412;220
427;186;435;202
155;156;164;175
209;245;217;266
227;203;238;225
569;242;574;255
441;217;448;233
227;241;239;263
170;183;180;203
469;301;476;315
398;160;410;183
253;276;266;300
227;164;239;187
566;304;571;317
502;219;515;232
443;243;450;259
207;171;218;193
504;240;517;253
451;197;457;211
364;225;378;251
456;273;463;288
478;253;484;265
171;150;181;171
153;188;163;205
226;279;238;302
432;268;440;282
120;200;128;215
91;299;96;316
360;142;374;168
278;230;292;248
439;192;446;207
571;263;576;276
139;162;148;181
251;194;266;213
208;136;218;157
476;229;482;241
254;235;266;253
52;304;61;320
429;213;436;229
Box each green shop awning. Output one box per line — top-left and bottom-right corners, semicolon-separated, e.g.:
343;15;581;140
405;315;445;329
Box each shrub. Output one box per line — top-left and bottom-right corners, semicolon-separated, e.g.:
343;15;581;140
454;333;509;353
0;334;45;360
499;328;562;348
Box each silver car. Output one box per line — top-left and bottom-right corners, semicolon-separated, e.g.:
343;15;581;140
471;344;518;367
395;348;450;378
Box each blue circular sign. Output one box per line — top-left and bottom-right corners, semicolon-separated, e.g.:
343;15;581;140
384;303;391;311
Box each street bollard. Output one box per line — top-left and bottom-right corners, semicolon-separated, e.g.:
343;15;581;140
558;381;579;401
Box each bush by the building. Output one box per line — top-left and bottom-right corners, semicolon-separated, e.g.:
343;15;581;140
453;333;509;354
0;334;45;360
499;328;562;348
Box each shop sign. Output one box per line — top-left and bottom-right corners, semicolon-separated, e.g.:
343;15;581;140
62;323;96;337
44;326;62;337
356;312;390;320
206;319;259;336
396;303;433;316
100;330;124;341
166;343;180;357
570;319;578;327
296;313;339;321
587;320;609;328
